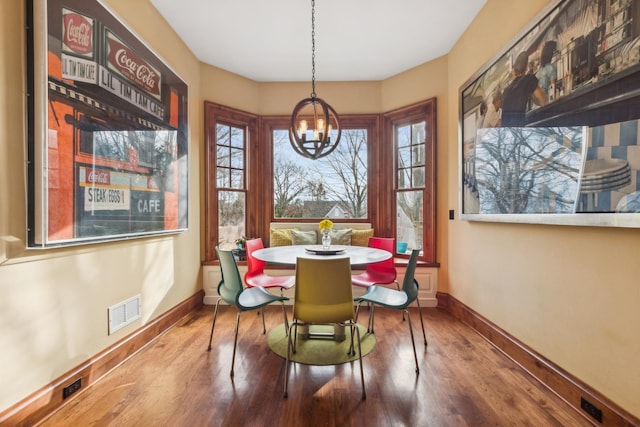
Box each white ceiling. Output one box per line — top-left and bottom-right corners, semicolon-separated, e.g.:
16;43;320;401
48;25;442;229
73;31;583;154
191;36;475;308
150;0;487;82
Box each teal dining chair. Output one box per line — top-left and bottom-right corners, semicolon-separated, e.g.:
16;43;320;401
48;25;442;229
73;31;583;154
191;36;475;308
354;248;427;374
207;247;289;377
245;237;294;334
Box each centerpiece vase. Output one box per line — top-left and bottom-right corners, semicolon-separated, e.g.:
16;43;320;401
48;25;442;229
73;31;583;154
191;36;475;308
321;230;332;250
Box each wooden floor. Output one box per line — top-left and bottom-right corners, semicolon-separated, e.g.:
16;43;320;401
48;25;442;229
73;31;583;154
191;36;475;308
37;305;593;426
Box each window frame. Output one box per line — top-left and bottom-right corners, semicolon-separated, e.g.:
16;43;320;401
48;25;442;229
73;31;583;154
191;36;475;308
260;115;380;229
204;102;257;261
203;101;436;265
383;99;437;264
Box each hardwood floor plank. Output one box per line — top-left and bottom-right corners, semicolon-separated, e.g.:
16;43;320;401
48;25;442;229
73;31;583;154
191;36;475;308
37;306;593;427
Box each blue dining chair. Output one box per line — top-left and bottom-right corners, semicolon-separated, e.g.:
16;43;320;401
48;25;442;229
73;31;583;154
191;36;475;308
354;249;427;374
207;247;289;377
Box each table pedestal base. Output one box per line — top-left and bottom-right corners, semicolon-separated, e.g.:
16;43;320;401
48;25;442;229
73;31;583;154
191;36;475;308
297;324;346;342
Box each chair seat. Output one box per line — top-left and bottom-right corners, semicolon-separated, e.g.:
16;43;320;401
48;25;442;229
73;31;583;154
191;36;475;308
356;285;409;309
238;286;287;310
245;273;295;289
351;271;396;288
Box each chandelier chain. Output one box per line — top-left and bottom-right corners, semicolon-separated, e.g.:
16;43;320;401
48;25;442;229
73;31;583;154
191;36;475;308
311;0;316;98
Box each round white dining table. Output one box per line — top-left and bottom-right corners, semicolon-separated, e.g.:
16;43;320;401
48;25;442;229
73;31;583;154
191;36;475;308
252;244;391;266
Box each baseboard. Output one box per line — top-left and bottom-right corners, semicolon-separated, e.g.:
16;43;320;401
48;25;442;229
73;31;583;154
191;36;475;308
0;290;204;427
437;292;639;427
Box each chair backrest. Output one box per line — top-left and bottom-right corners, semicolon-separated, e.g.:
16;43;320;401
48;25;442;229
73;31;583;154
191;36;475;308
401;249;421;306
294;257;354;323
216;247;244;305
366;237;396;280
245;237;266;275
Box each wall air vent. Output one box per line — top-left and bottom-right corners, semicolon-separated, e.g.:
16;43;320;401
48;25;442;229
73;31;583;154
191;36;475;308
108;294;141;335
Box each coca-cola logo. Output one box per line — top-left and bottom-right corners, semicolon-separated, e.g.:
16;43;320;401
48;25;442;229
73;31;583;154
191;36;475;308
107;35;161;96
87;169;110;185
63;12;93;54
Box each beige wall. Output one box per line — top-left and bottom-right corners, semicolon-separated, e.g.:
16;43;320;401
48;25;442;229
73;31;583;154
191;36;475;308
0;0;202;412
1;0;638;419
448;0;640;417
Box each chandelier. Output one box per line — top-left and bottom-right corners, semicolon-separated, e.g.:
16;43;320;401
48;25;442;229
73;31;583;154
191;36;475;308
289;0;341;160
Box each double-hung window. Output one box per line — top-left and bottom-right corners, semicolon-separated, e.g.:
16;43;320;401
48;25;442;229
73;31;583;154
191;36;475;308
384;99;437;263
204;102;257;260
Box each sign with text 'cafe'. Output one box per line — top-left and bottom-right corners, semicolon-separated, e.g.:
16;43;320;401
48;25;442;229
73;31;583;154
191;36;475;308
27;0;189;247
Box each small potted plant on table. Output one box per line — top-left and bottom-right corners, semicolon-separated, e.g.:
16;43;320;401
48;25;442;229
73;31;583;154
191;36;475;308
232;236;247;261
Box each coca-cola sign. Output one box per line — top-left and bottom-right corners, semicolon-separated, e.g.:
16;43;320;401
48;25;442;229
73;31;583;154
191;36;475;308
86;168;111;185
106;31;161;98
62;9;94;56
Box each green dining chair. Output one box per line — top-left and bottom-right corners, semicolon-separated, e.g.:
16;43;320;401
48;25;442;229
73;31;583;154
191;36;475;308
354;248;427;374
283;257;366;400
207;247;289;377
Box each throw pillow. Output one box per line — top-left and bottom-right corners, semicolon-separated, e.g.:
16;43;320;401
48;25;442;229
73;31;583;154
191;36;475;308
351;228;374;246
290;229;318;245
270;228;296;246
329;228;352;245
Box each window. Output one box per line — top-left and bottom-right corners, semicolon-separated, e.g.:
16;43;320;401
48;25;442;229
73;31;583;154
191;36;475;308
384;99;437;263
216;123;246;248
204;102;257;260
266;115;377;222
202;104;436;265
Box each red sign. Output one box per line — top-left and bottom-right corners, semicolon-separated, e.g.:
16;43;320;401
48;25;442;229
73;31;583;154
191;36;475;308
62;11;93;55
106;32;161;97
86;168;111;185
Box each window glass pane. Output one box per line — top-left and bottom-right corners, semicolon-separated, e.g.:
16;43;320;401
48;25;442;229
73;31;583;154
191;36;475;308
412;144;425;167
412;122;425;144
218;191;246;249
273;128;368;219
230;127;244;148
216;145;230;167
397;124;411;148
396;190;423;255
230;169;244;189
398;167;412;190
230;147;244;169
216;124;230;146
412;166;425;187
398;146;411;170
217;169;229;188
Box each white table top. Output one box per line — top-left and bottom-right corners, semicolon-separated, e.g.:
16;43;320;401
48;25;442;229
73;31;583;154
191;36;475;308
252;245;391;266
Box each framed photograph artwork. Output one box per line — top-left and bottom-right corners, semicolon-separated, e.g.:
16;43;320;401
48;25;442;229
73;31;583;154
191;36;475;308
460;0;640;227
26;0;189;247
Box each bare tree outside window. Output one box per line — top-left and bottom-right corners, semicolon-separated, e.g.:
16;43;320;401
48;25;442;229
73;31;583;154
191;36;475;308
273;128;368;219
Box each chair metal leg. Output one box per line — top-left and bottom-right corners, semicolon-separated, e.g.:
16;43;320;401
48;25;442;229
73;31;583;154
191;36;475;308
283;321;296;398
260;307;266;334
207;298;222;351
347;322;356;356
281;301;289;337
369;302;376;333
230;310;241;377
352;320;366;400
292;321;298;354
404;309;420;374
351;304;363;355
415;296;428;346
394;280;405;321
